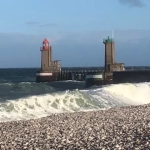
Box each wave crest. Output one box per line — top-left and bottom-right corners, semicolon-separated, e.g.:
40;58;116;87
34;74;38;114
0;82;150;122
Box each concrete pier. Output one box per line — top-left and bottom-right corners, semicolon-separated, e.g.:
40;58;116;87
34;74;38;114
36;37;150;87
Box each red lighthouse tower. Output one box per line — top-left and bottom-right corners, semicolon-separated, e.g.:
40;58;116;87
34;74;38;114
36;38;61;82
41;38;52;70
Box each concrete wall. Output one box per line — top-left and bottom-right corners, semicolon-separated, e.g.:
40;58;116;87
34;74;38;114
41;46;61;72
109;63;124;72
113;70;150;83
105;42;115;72
41;50;49;71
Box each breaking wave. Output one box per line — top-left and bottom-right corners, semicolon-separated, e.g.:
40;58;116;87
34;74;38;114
0;82;150;122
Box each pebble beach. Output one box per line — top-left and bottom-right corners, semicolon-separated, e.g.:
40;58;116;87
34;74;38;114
0;104;150;150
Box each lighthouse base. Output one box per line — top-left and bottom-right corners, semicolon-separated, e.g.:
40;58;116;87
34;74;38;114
36;72;58;82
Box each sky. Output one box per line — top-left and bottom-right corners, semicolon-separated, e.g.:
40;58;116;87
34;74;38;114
0;0;150;68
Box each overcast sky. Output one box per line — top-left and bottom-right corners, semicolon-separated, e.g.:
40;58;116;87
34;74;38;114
0;0;150;68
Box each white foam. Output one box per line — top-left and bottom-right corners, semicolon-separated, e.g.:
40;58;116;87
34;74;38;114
103;82;150;105
82;82;150;106
0;90;98;122
0;82;150;122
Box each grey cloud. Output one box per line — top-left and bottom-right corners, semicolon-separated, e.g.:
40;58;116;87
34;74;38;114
119;0;144;7
39;23;58;28
25;22;58;28
0;30;150;68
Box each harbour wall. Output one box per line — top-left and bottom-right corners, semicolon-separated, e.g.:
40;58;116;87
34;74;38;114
113;70;150;84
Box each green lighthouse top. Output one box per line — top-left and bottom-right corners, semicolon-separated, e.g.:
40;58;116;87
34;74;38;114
103;36;114;43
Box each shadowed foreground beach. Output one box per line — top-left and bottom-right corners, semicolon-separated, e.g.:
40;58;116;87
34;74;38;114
0;104;150;150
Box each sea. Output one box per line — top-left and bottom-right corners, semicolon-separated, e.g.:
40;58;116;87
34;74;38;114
0;66;150;122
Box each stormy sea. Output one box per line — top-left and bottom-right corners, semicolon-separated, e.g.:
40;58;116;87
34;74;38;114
0;66;150;122
0;67;150;149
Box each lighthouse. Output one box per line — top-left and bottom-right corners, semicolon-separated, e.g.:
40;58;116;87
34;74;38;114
103;36;115;72
103;36;125;82
36;39;61;82
41;38;52;70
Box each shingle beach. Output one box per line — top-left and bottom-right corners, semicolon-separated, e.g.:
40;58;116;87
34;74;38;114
0;104;150;150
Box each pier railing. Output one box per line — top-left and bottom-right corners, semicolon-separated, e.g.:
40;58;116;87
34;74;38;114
58;69;103;81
